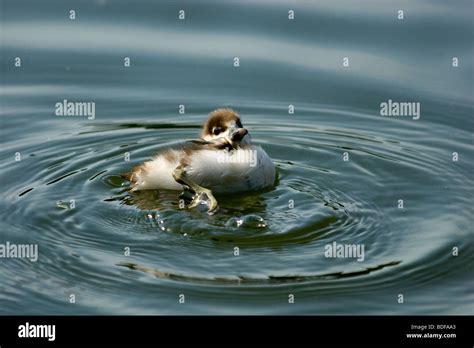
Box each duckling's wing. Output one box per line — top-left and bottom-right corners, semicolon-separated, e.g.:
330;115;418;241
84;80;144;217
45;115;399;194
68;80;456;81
120;141;208;183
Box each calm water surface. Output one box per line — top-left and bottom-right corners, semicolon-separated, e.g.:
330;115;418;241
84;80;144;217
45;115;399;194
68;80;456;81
0;0;473;314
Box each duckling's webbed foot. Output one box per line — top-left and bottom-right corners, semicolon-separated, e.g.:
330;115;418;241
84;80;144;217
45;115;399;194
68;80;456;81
188;190;219;214
172;166;219;215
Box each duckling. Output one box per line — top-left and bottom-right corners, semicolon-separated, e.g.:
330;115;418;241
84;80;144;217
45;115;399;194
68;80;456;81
125;108;275;214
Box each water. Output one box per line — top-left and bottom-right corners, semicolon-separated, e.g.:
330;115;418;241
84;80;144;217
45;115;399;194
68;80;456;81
1;0;473;315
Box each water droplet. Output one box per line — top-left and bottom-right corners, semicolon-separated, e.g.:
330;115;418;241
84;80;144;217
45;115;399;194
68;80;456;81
225;215;267;229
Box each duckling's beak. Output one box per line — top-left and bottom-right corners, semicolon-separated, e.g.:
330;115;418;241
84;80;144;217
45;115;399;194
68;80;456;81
230;128;248;142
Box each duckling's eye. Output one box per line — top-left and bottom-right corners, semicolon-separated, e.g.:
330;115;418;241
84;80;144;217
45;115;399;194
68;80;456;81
212;127;223;135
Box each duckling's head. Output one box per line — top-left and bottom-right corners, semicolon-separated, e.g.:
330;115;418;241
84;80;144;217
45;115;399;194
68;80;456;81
201;108;250;147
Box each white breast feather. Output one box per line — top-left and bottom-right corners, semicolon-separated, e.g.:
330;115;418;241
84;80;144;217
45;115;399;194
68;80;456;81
187;146;275;193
